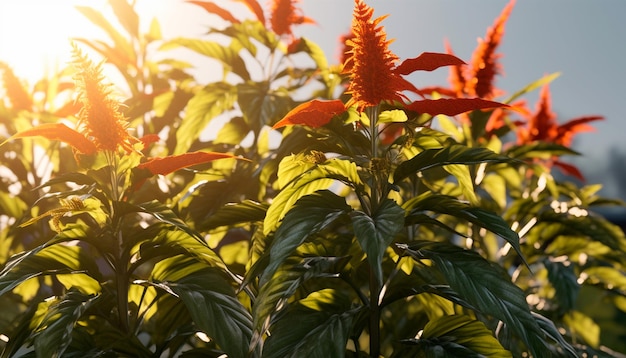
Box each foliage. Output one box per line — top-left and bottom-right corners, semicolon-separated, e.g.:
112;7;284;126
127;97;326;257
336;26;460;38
0;0;625;357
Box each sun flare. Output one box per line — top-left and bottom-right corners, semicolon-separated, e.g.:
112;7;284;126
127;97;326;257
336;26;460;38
0;1;111;83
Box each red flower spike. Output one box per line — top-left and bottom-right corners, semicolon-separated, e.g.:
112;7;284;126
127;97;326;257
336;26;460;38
344;0;414;111
406;98;508;117
4;123;97;155
269;0;314;38
187;1;240;24
273;99;346;129
139;134;160;149
137;151;243;176
394;52;466;75
466;0;515;99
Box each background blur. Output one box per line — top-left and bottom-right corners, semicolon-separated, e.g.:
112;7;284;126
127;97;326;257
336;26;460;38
2;0;625;216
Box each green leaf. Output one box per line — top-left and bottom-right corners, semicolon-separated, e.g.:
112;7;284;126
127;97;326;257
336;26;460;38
174;82;237;154
262;304;361;358
214;116;250;145
108;0;139;38
264;158;360;235
74;7;135;64
160;266;253;358
252;256;350;348
378;109;408;124
351;199;404;286
416;314;512;357
403;193;525;263
544;258;579;314
563;311;600;347
160;38;250;80
198;200;268;231
505;142;579;160
503;72;560;104
261;190;351;283
33;290;100;358
394;144;512;184
399;241;548;356
237;81;294;133
0;228;101;297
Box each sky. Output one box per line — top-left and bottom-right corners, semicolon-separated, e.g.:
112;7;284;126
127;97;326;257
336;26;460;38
1;0;625;214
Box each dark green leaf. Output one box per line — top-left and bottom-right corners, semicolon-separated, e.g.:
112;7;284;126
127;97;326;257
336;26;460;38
261;190;351;284
162;267;253;358
394;144;512;184
351;199;404;286
544;258;579;314
199;200;268;231
33;290;100;358
399;241;548;356
237;81;294;133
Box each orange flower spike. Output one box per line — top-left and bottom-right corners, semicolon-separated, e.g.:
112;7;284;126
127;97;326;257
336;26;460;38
0;62;33;111
72;44;135;153
269;0;314;38
444;40;467;97
467;0;515;99
344;0;414;111
518;84;557;144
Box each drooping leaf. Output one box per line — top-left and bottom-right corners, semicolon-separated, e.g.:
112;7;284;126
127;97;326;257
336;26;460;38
174;82;237;154
406;98;507;117
33;290;100;358
403;193;525;262
394;144;511;184
155;265;252;358
395;52;466;75
544;258;579;314
351;198;405;285
273;99;346;129
136;151;242;176
261;190;351;284
2;123;96;155
399;241;548;356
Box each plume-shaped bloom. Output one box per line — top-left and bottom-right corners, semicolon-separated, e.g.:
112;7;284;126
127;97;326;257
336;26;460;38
72;44;135;153
465;0;514;99
0;62;33;111
516;84;603;180
343;0;414;111
269;0;313;39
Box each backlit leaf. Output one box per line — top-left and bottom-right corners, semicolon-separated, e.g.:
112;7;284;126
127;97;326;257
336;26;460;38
109;0;139;38
395;52;466;75
137;151;241;176
273;99;346;129
187;1;240;23
3;123;96;155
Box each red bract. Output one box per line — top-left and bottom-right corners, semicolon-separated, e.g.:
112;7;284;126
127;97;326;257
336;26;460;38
517;85;603;147
273;99;346;129
137;151;242;176
269;0;314;38
3;123;97;155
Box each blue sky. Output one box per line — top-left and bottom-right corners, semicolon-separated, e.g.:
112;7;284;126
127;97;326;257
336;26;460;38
2;0;625;209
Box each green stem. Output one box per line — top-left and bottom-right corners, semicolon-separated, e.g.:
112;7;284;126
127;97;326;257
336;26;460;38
366;105;381;357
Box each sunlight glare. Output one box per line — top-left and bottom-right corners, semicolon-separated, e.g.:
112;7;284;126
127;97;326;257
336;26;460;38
0;0;110;82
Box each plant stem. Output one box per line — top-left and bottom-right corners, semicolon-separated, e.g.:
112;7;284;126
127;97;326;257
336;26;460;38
366;105;381;357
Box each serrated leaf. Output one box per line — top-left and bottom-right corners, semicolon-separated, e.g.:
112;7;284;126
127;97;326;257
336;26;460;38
33;290;100;358
400;241;547;356
394;144;511;184
351;199;404;286
261;190;351;283
174;83;237;154
160;38;250;80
